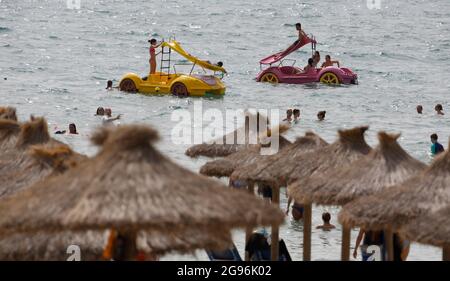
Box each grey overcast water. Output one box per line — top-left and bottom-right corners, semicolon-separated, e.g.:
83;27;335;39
1;0;450;260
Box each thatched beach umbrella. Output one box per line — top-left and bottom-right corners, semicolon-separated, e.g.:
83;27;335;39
281;126;371;261
400;206;450;260
228;131;328;260
0;117;64;176
230;131;329;187
339;140;450;260
185;111;273;158
0;226;234;261
200;145;262;178
289;132;426;260
0;106;17;121
0;144;86;199
0;124;284;260
0;119;20;151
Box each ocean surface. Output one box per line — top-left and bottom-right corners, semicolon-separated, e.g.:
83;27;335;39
1;0;450;261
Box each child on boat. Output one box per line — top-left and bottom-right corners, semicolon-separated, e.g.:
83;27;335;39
312;51;321;68
321;55;340;68
295;23;307;44
304;58;315;72
149;39;161;74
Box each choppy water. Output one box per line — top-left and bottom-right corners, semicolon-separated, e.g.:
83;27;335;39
1;0;450;260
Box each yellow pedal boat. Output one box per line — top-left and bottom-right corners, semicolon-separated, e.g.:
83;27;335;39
119;40;227;97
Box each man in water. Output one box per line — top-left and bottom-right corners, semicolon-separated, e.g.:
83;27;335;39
106;80;113;90
321;55;340;68
430;133;444;156
54;123;78;135
416;105;423;114
435;104;444;115
285;196;303;221
149;38;161;75
282;109;293;125
317;111;326;121
102;108;122;126
316;212;336;231
293;109;300;123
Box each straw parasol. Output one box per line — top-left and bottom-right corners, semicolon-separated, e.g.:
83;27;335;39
0;124;284;259
288;131;426;260
0;106;17;121
0;117;64;176
0;227;233;261
199;124;292;178
289;132;427;205
400;206;450;260
230;131;329;187
0;119;20;151
0;144;86;199
338;139;450;232
185;111;272;158
200;145;261;178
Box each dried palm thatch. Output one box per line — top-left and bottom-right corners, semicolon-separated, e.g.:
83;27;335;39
185;111;275;158
232;128;369;187
200;145;261;178
0;144;86;199
0;119;20;151
0;106;17;121
284;126;371;185
0;125;284;237
289;132;426;205
339;140;450;231
229;132;328;186
0;117;65;176
400;206;450;249
0;227;233;261
199;124;292;178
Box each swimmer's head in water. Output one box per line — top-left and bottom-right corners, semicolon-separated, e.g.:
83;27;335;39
286;109;293;118
149;38;157;45
325;55;331;61
322;212;331;223
69;123;77;134
106;80;113;89
308;58;314;66
96;107;105;116
105;108;112;116
416;105;423;114
295;23;301;30
317;111;326;121
435;104;443;111
431;133;438;142
293;109;300;118
216;61;223;67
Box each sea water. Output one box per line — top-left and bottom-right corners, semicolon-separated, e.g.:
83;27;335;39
1;0;449;260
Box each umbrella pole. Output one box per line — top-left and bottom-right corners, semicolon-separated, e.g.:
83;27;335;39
271;185;280;261
303;203;312;261
443;246;450;261
384;228;394;261
123;230;138;261
341;226;351;261
245;182;255;261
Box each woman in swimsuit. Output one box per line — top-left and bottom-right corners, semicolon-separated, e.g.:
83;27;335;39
149;38;161;74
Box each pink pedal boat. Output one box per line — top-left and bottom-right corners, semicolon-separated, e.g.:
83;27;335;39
256;36;358;85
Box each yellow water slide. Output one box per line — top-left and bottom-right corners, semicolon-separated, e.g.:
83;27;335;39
162;40;227;73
